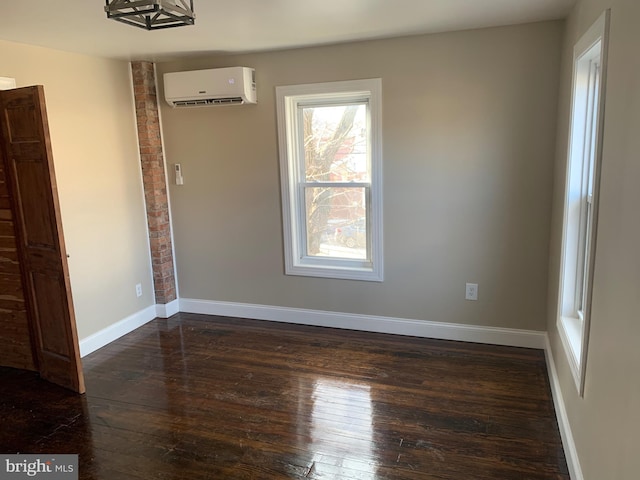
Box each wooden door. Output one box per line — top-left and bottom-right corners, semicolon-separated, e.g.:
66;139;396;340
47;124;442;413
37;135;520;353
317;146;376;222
0;153;36;372
0;86;84;393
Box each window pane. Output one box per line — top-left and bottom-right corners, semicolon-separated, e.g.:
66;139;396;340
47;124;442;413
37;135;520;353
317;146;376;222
302;104;369;183
304;186;367;260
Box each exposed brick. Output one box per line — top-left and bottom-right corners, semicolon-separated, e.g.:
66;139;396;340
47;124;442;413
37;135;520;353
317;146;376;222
139;146;163;155
131;61;176;306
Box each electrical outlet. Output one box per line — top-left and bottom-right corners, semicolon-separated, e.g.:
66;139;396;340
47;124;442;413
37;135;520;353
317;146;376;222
136;283;142;298
465;283;478;301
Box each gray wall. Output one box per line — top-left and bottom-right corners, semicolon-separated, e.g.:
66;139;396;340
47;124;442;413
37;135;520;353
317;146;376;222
157;21;563;331
547;0;640;478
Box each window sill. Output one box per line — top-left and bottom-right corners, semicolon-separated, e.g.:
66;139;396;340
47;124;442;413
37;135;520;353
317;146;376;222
557;315;584;391
286;262;383;282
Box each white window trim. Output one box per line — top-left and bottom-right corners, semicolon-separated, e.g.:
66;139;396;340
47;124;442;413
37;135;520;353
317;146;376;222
276;79;383;281
557;9;609;396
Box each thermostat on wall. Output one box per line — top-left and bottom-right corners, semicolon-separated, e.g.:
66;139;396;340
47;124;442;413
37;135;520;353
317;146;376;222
175;164;184;185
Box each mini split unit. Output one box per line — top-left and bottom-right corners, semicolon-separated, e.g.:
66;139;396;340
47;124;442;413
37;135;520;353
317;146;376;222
163;67;256;107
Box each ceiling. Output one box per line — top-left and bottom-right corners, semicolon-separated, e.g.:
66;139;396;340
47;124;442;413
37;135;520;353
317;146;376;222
0;0;575;61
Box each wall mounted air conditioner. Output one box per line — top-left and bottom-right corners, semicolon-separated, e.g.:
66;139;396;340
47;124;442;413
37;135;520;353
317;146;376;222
164;67;256;107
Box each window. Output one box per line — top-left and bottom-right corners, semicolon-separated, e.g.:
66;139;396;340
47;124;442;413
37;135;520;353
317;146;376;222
276;79;383;281
557;10;609;395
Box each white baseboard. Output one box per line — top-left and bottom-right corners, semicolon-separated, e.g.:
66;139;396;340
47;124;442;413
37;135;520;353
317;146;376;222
156;299;180;318
79;305;157;357
544;335;583;480
178;298;547;349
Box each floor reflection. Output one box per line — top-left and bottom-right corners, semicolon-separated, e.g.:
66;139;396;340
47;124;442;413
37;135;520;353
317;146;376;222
305;378;378;478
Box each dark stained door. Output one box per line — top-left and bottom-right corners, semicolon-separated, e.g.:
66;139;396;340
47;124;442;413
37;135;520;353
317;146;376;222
0;152;36;372
0;86;84;393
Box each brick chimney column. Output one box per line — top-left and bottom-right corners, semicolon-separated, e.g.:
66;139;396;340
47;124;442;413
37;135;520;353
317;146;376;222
131;61;177;306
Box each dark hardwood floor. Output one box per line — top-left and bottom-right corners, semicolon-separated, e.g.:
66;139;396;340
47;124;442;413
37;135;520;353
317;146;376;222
0;313;568;479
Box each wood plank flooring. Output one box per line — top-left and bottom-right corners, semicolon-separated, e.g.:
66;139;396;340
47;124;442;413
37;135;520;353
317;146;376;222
0;313;569;479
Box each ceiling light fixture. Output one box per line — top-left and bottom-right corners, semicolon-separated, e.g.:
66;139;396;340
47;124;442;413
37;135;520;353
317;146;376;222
105;0;195;30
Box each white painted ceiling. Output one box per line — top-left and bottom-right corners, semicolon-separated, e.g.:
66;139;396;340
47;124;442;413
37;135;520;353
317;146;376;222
0;0;575;60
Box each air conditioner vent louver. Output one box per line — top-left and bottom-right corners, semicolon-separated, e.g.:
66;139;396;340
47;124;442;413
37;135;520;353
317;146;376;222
164;67;256;108
173;97;244;107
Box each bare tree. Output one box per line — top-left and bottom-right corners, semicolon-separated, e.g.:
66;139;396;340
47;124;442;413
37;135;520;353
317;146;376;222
304;105;359;254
